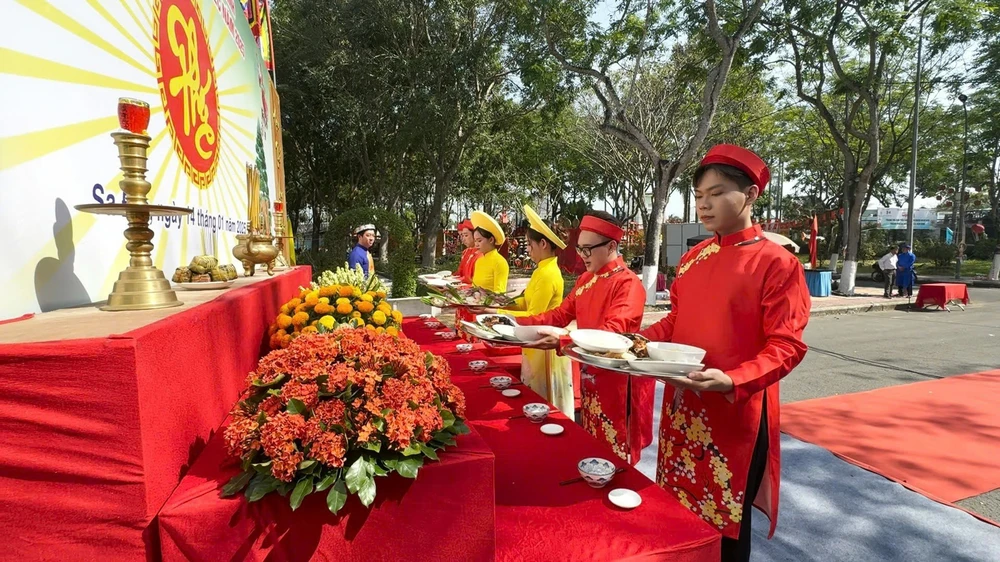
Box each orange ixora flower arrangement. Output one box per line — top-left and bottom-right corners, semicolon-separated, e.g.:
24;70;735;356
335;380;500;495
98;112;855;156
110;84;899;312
267;284;404;350
222;329;468;514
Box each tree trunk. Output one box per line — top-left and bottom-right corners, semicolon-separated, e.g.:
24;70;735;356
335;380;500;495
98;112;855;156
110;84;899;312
641;162;673;305
682;186;692;223
311;190;322;251
421;175;450;267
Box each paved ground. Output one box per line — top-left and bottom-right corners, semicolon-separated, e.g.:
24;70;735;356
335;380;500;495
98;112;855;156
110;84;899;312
782;285;1000;522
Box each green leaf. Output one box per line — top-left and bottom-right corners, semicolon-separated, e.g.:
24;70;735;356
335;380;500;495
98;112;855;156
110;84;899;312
397;457;423;479
371;463;389;477
286;398;307;415
452;420;470;435
221;471;253;497
381;457;399;471
373;418;385;432
252;460;273;475
253;374;286;388
419;443;439;461
401;443;422;457
245;473;281;502
364;440;382;453
298;459;318;471
440;409;456;428
316;472;338;492
327;481;348;514
290;478;314;511
345;457;368;493
357;475;376;507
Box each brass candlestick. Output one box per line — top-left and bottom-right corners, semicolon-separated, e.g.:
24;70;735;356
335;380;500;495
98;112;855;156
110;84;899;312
76;101;193;310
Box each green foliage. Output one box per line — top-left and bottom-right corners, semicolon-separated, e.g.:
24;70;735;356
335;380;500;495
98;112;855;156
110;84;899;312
921;241;956;267
968;238;998;260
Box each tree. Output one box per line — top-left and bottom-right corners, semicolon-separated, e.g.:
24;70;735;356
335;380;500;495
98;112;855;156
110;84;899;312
529;0;767;302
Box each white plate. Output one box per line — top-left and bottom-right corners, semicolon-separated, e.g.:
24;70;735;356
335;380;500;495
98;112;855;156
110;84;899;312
608;488;642;510
491;325;520;341
574;347;636;368
175;280;234;290
540;423;564;436
424;278;453;288
514;325;568;342
475;314;518;327
501;388;521;398
626;359;704;377
570;329;633;354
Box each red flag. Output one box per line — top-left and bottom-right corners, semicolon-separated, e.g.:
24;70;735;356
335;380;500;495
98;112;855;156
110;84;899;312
809;215;819;269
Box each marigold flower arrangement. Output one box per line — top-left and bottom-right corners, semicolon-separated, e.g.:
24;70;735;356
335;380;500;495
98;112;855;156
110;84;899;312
222;329;469;514
268;283;404;350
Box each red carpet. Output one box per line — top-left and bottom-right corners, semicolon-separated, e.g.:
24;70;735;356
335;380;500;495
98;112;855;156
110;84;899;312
782;370;1000;510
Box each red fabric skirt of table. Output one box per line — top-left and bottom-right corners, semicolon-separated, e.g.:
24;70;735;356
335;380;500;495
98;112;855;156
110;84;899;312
0;267;311;561
915;283;971;309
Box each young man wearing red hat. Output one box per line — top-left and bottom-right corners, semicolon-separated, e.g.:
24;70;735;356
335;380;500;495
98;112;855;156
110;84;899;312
456;219;481;284
639;145;810;561
518;210;655;465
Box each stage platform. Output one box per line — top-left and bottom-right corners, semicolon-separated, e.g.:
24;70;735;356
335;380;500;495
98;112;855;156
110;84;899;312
0;267;311;561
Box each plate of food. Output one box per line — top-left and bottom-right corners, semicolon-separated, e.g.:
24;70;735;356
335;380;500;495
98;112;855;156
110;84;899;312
420;286;517;309
459;320;498;340
573;347;636;368
172;255;238;289
569;329;633;354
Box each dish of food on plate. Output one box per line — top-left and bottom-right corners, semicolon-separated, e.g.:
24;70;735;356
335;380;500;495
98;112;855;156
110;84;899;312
478;314;516;329
420;285;517;308
622;333;650;358
573;347;636;368
172;255;237;288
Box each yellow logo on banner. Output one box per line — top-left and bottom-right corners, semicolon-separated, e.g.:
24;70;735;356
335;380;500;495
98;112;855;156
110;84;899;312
155;0;220;188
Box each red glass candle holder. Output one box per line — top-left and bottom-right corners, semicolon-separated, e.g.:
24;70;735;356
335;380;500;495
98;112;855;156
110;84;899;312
273;201;284;213
118;97;150;135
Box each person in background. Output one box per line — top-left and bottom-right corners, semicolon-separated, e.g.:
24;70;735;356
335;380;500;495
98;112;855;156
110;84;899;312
348;224;376;278
481;205;574;415
639;144;810;562
517;210;655;465
455;219;481;284
470;211;509;294
877;246;898;299
896;242;916;298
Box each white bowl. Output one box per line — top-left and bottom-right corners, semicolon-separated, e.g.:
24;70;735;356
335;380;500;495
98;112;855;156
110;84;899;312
513;325;568;342
468;360;489;372
455;343;474;353
424;321;443;329
577;457;617;488
646;342;706;363
436;331;457;340
489;376;512;390
522;403;550;423
570;330;633;354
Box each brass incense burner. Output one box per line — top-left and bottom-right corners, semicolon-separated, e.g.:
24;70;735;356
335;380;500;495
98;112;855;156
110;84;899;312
233;163;278;276
75;98;192;311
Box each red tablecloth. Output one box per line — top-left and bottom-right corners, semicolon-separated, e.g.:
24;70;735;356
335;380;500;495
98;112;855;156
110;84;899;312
156;421;496;562
915;283;971;310
0;267;310;561
402;318;721;561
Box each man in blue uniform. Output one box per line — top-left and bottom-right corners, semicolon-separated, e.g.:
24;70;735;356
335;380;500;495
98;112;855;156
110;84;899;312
348;224;376;277
896;242;916;297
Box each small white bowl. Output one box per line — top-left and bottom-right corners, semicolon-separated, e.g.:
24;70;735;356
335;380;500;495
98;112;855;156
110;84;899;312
501;388;521;398
577;457;617;489
468;360;489;372
608;488;642;510
646;342;706;363
513;325;568;342
455;343;474;353
424;321;443;329
540;423;564;436
436;331;457;340
570;330;633;354
522;403;550;423
489;376;513;390
419;313;433;319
